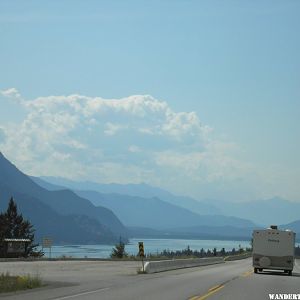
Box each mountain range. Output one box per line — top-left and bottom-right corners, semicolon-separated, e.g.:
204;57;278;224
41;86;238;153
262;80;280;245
32;177;256;230
0;152;127;244
35;176;300;240
38;176;300;227
34;177;220;215
1;152;299;244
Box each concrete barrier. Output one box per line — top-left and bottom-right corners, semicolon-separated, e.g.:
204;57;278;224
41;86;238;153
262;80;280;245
143;257;224;274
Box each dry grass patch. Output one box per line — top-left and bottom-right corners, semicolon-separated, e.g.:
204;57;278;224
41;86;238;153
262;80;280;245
0;272;43;293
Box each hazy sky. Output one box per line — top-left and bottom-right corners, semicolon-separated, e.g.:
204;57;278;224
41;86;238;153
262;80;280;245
0;1;299;201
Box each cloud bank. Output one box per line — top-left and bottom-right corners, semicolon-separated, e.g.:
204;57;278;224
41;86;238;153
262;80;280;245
0;88;261;200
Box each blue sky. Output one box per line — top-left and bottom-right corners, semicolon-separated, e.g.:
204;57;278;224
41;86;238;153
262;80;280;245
0;1;299;201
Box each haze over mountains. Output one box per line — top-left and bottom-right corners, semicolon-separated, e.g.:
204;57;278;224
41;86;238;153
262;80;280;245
34;177;220;216
207;197;300;226
38;176;300;226
1;152;299;244
33;177;253;229
34;175;300;240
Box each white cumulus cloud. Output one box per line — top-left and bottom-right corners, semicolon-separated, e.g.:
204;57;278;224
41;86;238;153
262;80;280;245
0;89;263;200
1;88;22;103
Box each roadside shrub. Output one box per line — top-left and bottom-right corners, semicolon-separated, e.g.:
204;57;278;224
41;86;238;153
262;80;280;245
0;272;42;293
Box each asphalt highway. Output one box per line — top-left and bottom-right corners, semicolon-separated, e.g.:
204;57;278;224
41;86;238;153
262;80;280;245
0;258;299;300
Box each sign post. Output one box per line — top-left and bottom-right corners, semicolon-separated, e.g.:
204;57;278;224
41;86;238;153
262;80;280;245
138;242;145;272
42;237;53;259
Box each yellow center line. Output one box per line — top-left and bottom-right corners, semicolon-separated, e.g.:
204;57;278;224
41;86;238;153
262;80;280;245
189;269;254;300
189;285;225;300
208;285;223;292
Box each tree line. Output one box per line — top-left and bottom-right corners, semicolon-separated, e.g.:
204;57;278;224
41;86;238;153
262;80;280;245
110;240;252;259
146;245;251;259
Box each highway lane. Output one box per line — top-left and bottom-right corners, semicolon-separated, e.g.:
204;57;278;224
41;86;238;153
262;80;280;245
197;259;300;300
0;258;299;300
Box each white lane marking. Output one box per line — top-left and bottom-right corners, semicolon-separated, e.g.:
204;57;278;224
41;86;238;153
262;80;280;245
53;287;110;300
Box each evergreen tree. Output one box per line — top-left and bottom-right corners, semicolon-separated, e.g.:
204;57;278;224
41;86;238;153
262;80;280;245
186;245;192;256
220;247;226;256
0;197;37;257
200;248;205;257
110;237;128;258
213;247;217;256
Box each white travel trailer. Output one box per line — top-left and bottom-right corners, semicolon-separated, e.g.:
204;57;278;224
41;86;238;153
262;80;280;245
252;225;296;275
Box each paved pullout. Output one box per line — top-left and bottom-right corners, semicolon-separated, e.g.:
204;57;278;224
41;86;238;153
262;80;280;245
0;259;299;300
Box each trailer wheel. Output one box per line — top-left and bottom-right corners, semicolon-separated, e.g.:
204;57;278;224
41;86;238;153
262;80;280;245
254;268;258;273
288;270;292;276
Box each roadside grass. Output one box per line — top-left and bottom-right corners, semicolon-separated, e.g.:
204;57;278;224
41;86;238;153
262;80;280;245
224;251;252;261
0;272;43;293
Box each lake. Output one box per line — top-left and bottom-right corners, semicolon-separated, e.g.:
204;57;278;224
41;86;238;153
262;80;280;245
40;238;252;258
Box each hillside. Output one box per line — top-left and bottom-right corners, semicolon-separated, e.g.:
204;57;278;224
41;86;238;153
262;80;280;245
0;152;127;244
